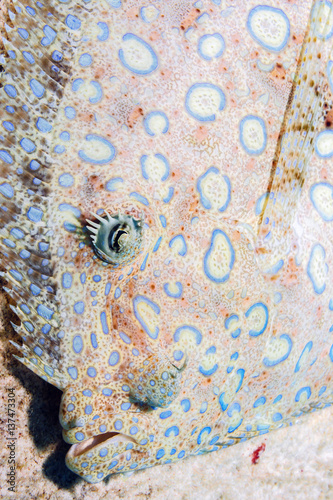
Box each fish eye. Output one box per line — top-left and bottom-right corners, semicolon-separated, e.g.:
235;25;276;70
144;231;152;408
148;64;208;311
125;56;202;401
86;211;143;266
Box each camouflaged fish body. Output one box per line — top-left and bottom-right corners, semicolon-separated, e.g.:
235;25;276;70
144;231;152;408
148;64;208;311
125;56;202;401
1;0;333;484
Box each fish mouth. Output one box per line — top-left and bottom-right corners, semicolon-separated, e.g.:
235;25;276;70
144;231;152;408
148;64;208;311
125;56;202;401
65;431;147;482
67;431;138;459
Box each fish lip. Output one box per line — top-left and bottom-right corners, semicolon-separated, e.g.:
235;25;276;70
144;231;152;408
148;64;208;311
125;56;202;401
67;432;138;459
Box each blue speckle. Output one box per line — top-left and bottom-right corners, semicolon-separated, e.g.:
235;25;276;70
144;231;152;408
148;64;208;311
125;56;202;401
105;177;123;192
4;84;17;98
130;192;149;206
29;79;45;98
79;134;116;165
59;173;74;187
181;399;191;412
160;410;172;419
2;121;14;132
197;426;211;444
185;83;225;122
108;351;120;366
60;131;70;141
62;273;72;289
87;367;97;377
79;53;93;67
156;449;165;460
295;386;311;402
0;183;14;199
114;420;123;431
41;25;56;46
100;311;109;334
73;335;83;354
37;304;54;320
119;331;131;344
68;367;78;380
90;333;98;349
74;301;85;314
65;14;81;30
34;346;43;356
85;405;92;415
119;33;158;75
65;106;76;119
20;138;36;153
247;6;290;52
253;396;266;408
36;117;52;133
99;448;108;458
97;22;109;41
52;50;63;62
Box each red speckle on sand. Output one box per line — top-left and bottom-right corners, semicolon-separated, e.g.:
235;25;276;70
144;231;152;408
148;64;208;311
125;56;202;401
251;443;266;464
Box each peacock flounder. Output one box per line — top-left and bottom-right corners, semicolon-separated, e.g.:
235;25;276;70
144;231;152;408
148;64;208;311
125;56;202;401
1;0;333;484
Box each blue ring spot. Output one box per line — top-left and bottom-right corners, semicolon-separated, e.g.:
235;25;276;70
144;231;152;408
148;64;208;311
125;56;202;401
174;325;202;345
185;83;226;122
133;295;160;339
197;426;211;445
263;334;293;367
78;134;116;165
165;425;179;437
197;166;231;212
204;229;235;283
85;405;92;415
239;115;267;155
29;79;45;98
245;302;268;337
119;33;158;75
143;111;169;136
163;282;183;298
295;386;311;402
97;21;109;41
197;33;225;61
65;106;76;119
247;6;290;52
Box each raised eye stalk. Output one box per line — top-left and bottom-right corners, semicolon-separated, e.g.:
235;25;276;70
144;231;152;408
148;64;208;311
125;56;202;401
86;211;143;267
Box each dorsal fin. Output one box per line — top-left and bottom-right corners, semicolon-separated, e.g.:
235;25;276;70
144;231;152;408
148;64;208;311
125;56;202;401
256;0;333;275
0;0;92;388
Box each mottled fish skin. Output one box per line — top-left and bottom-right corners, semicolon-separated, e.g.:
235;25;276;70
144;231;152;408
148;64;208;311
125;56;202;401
1;0;333;484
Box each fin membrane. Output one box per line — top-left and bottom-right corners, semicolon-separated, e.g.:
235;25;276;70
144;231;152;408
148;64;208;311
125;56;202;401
256;0;333;275
0;0;92;388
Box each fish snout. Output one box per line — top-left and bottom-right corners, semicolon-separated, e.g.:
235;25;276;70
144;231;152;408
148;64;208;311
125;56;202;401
65;428;150;483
